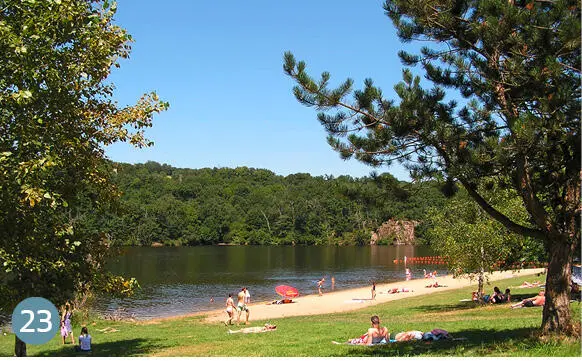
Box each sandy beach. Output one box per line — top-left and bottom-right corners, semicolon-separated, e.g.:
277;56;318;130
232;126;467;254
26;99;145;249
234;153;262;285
188;268;544;324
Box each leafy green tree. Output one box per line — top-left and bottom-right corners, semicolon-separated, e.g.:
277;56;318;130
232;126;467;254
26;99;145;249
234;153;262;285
0;0;167;354
284;0;580;334
427;187;541;300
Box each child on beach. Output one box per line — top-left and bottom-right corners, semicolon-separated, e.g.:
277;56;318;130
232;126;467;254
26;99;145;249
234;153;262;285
317;277;325;296
244;288;251;304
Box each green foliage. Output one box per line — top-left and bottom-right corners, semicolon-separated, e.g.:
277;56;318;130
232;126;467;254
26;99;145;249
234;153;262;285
427;185;544;295
0;0;166;330
103;163;445;246
283;0;580;333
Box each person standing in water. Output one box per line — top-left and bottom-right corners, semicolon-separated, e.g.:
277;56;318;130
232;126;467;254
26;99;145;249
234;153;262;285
244;288;251;304
317;277;325;296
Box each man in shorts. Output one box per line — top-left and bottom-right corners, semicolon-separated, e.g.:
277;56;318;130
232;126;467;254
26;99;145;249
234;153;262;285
511;290;545;308
237;287;250;325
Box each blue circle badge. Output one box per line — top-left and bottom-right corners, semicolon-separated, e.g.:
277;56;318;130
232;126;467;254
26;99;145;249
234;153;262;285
12;297;59;345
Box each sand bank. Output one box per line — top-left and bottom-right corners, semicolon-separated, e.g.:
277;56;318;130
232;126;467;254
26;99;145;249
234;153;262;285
191;268;544;324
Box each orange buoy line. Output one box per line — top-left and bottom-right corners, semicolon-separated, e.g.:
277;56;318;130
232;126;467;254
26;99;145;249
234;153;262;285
393;256;450;265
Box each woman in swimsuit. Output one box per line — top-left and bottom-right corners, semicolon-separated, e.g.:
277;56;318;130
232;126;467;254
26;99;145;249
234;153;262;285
366;315;389;345
224;294;235;325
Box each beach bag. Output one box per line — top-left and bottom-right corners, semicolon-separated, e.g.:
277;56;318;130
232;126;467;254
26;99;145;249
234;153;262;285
430;328;451;340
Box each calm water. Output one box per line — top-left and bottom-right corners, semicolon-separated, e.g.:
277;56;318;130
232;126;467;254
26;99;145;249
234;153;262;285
100;245;446;319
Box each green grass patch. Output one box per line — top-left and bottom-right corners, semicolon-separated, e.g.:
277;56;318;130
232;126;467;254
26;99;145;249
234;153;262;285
0;273;580;356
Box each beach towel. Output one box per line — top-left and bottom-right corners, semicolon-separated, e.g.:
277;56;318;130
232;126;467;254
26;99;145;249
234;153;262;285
332;339;393;346
228;324;277;334
394;330;423;342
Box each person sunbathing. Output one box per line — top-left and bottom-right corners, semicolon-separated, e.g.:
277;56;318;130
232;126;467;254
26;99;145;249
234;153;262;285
387;287;412;294
228;324;277;334
346;315;389;345
518;281;542;288
270;299;293;304
394;330;423;342
511;291;545;308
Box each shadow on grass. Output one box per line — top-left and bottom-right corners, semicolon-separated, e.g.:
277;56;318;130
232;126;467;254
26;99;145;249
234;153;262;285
409;302;479;313
35;338;162;357
342;327;538;357
410;291;543;314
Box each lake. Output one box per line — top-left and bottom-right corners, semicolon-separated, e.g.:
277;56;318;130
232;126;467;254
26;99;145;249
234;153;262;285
100;245;446;319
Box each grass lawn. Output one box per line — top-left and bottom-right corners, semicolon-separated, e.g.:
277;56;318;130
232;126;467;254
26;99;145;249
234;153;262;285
0;273;580;357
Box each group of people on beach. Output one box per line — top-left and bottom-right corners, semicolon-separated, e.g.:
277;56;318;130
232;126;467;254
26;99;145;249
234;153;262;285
471;284;545;309
225;287;251;326
477;286;512;304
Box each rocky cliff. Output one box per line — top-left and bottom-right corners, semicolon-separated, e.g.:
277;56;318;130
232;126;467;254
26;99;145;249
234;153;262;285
370;219;418;245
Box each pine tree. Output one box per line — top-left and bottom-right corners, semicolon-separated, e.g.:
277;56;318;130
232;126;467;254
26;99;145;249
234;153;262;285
284;0;580;334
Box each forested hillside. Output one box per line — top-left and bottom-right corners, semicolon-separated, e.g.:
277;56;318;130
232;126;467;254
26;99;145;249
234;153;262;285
99;161;447;246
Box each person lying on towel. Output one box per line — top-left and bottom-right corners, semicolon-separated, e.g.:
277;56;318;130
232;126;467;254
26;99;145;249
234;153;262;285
228;324;277;334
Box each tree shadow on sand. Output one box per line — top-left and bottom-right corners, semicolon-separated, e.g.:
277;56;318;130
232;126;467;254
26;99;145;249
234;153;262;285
35;338;162;357
343;327;538;357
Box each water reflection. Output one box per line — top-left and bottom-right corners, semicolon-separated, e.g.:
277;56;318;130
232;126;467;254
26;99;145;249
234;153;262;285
100;245;445;319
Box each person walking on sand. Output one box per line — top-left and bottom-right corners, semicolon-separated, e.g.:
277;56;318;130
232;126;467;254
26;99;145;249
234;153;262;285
371;281;376;300
224;293;235;326
236;288;250;325
317;277;325;296
405;268;411;281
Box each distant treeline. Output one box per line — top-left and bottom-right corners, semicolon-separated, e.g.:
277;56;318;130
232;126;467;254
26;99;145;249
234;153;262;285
93;161;448;246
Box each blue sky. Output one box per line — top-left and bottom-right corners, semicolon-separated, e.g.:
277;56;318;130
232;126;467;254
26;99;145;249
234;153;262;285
106;0;417;180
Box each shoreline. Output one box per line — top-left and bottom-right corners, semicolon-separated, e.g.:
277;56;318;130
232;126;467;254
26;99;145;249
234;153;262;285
139;268;545;325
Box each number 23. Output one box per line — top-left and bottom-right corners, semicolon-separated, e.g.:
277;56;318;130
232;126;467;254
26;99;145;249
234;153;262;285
20;310;52;333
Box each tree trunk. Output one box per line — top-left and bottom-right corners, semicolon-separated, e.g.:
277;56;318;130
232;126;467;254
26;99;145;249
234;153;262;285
541;235;574;334
14;336;26;357
477;271;484;303
478;245;485;303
